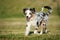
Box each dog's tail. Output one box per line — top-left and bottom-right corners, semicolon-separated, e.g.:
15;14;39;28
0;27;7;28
41;6;52;14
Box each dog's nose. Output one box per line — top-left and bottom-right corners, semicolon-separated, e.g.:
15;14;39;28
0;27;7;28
26;16;28;18
26;16;30;21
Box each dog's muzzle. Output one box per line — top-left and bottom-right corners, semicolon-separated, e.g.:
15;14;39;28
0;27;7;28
26;16;30;21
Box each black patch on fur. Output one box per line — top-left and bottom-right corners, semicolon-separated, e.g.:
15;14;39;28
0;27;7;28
43;13;49;16
46;13;49;16
43;13;46;16
23;8;28;14
23;8;35;14
30;8;35;13
43;23;46;27
37;21;39;27
30;8;35;12
40;21;42;25
44;6;51;10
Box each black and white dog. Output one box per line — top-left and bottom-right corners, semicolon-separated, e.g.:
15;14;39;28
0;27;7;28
23;6;52;36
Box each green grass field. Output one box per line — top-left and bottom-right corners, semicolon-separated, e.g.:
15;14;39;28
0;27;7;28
0;0;60;40
0;15;60;40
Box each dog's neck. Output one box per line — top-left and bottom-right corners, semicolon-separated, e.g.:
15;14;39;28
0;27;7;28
30;14;37;21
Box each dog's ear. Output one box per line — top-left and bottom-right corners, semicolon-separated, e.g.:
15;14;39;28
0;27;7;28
23;8;27;13
30;8;35;13
32;8;35;12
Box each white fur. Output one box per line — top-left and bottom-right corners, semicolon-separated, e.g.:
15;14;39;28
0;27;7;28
25;22;31;36
41;7;44;11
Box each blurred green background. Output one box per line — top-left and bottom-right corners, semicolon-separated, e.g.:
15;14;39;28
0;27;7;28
0;0;60;18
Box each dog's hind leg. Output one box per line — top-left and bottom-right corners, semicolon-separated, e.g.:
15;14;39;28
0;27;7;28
40;20;45;34
43;23;47;33
40;20;47;35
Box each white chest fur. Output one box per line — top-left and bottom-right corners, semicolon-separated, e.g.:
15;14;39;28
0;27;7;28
27;15;38;27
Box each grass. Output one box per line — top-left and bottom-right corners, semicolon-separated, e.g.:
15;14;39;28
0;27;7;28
0;34;60;40
0;15;60;40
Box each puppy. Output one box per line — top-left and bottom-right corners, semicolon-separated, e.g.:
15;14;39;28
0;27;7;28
23;6;52;36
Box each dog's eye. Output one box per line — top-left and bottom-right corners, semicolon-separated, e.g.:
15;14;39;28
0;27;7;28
30;13;32;15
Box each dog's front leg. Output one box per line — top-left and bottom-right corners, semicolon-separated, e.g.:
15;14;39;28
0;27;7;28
25;22;31;36
34;27;39;35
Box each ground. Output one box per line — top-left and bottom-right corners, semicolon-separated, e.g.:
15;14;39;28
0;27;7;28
0;15;60;40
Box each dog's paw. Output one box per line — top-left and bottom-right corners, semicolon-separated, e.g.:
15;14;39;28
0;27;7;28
34;32;40;35
25;33;29;36
25;34;27;36
45;30;48;33
39;32;43;35
40;33;42;35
